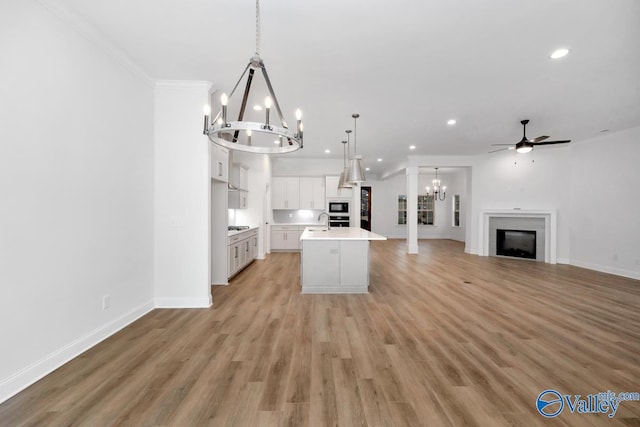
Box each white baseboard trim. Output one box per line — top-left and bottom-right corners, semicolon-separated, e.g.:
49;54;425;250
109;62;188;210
557;257;570;265
570;260;640;281
0;300;154;405
154;296;212;308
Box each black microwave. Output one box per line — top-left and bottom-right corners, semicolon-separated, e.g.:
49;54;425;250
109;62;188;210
329;202;349;214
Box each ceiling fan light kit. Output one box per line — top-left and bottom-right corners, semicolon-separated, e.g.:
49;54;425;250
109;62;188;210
490;119;571;154
202;0;303;154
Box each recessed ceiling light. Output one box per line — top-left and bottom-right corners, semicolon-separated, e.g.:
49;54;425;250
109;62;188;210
447;119;456;125
550;48;569;59
253;105;263;111
324;149;331;154
273;140;280;145
377;158;383;162
508;146;515;150
409;145;416;150
365;167;370;171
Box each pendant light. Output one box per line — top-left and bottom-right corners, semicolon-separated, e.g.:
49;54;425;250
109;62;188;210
426;167;446;201
347;113;365;183
338;131;353;189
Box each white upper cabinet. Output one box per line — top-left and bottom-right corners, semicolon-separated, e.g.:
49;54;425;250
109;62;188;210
210;144;229;183
299;177;325;210
272;177;300;209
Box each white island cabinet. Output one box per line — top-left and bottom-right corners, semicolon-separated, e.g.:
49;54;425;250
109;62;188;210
299;227;386;294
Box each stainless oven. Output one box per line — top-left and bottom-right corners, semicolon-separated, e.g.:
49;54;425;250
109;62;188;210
329;215;350;228
329;201;349;214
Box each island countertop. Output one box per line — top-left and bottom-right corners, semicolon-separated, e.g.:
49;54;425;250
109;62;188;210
300;226;386;241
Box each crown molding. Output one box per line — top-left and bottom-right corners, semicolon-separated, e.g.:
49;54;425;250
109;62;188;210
37;0;154;85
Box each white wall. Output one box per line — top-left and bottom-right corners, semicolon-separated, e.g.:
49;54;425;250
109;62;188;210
154;82;212;307
467;147;572;262
0;0;154;403
272;157;343;177
369;170;468;239
569;127;640;279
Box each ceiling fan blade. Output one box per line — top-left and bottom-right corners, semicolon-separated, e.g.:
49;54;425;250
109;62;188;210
489;147;510;153
533;140;571;146
531;135;549;142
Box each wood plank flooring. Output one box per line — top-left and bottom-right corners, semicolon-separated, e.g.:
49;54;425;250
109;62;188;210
1;239;640;426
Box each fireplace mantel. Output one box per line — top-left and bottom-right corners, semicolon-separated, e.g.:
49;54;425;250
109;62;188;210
479;209;557;264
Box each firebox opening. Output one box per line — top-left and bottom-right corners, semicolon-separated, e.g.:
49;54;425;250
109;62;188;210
496;229;536;260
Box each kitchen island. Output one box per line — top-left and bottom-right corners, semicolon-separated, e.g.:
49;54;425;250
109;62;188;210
299;227;387;294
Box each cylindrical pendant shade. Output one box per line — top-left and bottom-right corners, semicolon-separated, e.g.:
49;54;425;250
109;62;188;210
347;157;365;184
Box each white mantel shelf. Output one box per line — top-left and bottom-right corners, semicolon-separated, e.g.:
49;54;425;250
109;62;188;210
479;209;557;264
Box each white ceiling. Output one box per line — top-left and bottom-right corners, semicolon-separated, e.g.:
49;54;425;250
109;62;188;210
55;0;640;176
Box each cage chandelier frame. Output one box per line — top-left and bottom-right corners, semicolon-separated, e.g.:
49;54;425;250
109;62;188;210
426;167;446;201
202;0;303;154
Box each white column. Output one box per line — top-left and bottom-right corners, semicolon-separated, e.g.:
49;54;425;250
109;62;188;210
406;167;419;254
154;81;212;307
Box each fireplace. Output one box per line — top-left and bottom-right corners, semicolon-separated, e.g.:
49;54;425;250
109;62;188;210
480;209;557;264
496;229;536;259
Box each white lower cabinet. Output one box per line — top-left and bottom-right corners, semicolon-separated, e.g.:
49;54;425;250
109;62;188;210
271;225;303;251
228;228;259;279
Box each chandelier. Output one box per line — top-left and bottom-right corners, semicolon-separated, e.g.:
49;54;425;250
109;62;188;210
426;168;446;201
202;0;303;154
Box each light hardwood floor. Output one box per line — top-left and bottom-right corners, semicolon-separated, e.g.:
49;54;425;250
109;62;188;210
1;239;640;426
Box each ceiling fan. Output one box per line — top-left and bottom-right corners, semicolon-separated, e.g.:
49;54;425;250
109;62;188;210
490;119;571;153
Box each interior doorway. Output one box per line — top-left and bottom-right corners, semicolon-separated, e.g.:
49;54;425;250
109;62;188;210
361;186;371;231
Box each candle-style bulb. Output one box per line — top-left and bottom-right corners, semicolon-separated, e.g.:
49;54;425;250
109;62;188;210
295;109;302;120
264;97;272;109
246;129;252;136
203;104;211;115
220;93;228;106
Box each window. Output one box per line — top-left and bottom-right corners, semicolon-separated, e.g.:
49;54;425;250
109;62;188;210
417;195;434;225
397;195;407;225
397;195;434;225
452;194;460;227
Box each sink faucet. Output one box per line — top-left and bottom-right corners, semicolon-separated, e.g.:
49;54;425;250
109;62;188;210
318;212;331;230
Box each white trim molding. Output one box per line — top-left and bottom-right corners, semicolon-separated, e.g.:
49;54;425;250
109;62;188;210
0;300;154;405
479;209;557;264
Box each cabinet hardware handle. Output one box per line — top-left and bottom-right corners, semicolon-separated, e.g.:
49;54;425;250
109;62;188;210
217;161;223;177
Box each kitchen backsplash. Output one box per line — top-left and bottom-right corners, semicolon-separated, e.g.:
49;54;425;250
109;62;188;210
273;209;325;224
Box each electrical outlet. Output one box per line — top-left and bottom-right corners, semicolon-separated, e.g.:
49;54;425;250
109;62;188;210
102;295;111;310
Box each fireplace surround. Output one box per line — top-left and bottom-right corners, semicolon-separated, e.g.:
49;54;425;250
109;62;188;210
479;209;557;264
